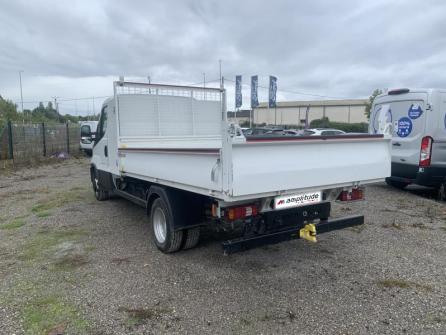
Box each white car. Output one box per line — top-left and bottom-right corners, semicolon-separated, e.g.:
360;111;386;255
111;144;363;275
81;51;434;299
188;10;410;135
303;128;346;136
80;121;98;156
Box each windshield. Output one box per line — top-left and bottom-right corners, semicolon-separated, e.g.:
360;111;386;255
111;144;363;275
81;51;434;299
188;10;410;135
81;125;91;137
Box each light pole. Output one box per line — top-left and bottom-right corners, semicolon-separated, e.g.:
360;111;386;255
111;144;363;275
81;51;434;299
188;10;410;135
18;70;24;118
218;59;222;88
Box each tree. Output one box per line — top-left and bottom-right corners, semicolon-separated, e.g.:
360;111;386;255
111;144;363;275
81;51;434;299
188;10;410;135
0;96;18;129
310;116;330;128
365;89;383;119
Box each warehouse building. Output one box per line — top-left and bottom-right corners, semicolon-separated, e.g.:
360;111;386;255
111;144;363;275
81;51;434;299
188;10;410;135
252;99;368;126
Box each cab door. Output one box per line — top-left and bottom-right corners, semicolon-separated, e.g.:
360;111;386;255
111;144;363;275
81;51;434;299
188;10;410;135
92;105;110;172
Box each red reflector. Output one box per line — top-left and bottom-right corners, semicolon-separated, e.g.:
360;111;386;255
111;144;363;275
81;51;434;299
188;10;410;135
419;136;433;167
225;205;258;221
338;188;364;201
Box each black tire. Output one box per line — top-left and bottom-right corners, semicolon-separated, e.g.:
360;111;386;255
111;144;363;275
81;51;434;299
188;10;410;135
182;227;200;250
92;168;110;201
438;182;446;201
385;178;409;190
150;198;184;253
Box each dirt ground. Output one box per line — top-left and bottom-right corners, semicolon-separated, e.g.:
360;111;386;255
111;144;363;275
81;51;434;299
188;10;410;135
0;158;446;335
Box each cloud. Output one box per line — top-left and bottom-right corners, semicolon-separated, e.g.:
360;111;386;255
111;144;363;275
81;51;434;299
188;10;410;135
1;0;445;114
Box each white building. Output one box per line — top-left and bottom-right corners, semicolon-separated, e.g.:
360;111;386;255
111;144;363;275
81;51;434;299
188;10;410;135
253;99;368;126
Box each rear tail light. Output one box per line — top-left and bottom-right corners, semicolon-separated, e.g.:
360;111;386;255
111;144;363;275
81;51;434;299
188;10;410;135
338;188;364;201
419;136;433;167
224;205;258;221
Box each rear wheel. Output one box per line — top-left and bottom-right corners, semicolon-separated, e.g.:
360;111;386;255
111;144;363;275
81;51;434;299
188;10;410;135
438;182;446;201
385;178;409;190
182;227;201;250
150;198;184;253
92;168;110;201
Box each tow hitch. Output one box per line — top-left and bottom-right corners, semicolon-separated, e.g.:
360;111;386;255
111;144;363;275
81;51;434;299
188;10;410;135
299;223;317;242
222;215;364;255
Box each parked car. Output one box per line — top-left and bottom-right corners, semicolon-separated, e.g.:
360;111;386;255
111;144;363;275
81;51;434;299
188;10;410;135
370;88;446;198
303;128;346;136
249;127;276;135
283;129;302;136
79;121;98;156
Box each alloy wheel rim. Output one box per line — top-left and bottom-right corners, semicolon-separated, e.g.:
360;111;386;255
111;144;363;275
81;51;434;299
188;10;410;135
153;207;167;243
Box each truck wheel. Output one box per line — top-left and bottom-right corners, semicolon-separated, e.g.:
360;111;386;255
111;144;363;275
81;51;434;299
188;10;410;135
150;198;184;253
385;178;409;190
182;227;200;250
438;182;446;201
92;169;109;201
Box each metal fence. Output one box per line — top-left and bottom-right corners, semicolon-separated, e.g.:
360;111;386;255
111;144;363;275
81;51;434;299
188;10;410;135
0;121;80;162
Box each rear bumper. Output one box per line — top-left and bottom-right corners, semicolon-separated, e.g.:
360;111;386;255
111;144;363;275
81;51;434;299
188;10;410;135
390;162;446;187
222;213;364;254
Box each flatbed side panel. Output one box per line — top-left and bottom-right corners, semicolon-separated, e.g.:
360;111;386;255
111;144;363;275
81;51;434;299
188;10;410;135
231;139;391;197
118;149;222;192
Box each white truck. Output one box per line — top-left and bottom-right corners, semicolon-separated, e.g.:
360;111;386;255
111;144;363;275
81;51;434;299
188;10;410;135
91;81;392;254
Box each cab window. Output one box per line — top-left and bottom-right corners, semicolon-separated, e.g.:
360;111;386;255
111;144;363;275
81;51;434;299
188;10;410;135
97;106;108;141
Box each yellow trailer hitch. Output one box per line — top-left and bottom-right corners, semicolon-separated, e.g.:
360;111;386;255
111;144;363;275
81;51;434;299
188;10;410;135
299;223;317;243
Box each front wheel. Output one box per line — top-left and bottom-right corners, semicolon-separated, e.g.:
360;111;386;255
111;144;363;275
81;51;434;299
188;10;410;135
92;168;110;201
150;198;184;253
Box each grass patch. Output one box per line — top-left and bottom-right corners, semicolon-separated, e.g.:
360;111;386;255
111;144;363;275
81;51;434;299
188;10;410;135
0;217;26;230
35;211;52;218
53;254;89;271
19;229;86;262
425;313;446;324
23;295;88;335
377;279;433;292
382;220;402;230
349;224;365;233
119;306;173;327
31;188;90;215
411;222;428;230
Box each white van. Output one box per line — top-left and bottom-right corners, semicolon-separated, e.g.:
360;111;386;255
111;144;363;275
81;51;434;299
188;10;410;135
370;88;446;197
79;121;98;156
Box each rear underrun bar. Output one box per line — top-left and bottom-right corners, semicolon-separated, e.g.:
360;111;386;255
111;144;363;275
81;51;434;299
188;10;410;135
221;215;364;255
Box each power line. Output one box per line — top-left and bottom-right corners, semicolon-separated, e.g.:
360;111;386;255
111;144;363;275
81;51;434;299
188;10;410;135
12;95;111;104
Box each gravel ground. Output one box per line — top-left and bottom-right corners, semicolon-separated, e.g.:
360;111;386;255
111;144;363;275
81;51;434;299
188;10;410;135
1;158;446;335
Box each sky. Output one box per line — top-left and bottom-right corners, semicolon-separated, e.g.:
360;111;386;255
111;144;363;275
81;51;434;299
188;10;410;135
1;0;446;115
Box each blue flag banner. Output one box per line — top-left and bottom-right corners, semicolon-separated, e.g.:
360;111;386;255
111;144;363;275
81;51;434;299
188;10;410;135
235;75;242;108
269;76;277;108
251;75;259;108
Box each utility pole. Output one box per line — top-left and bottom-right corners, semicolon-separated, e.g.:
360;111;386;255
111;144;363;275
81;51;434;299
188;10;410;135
218;59;222;88
18;70;24;121
203;72;206;88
